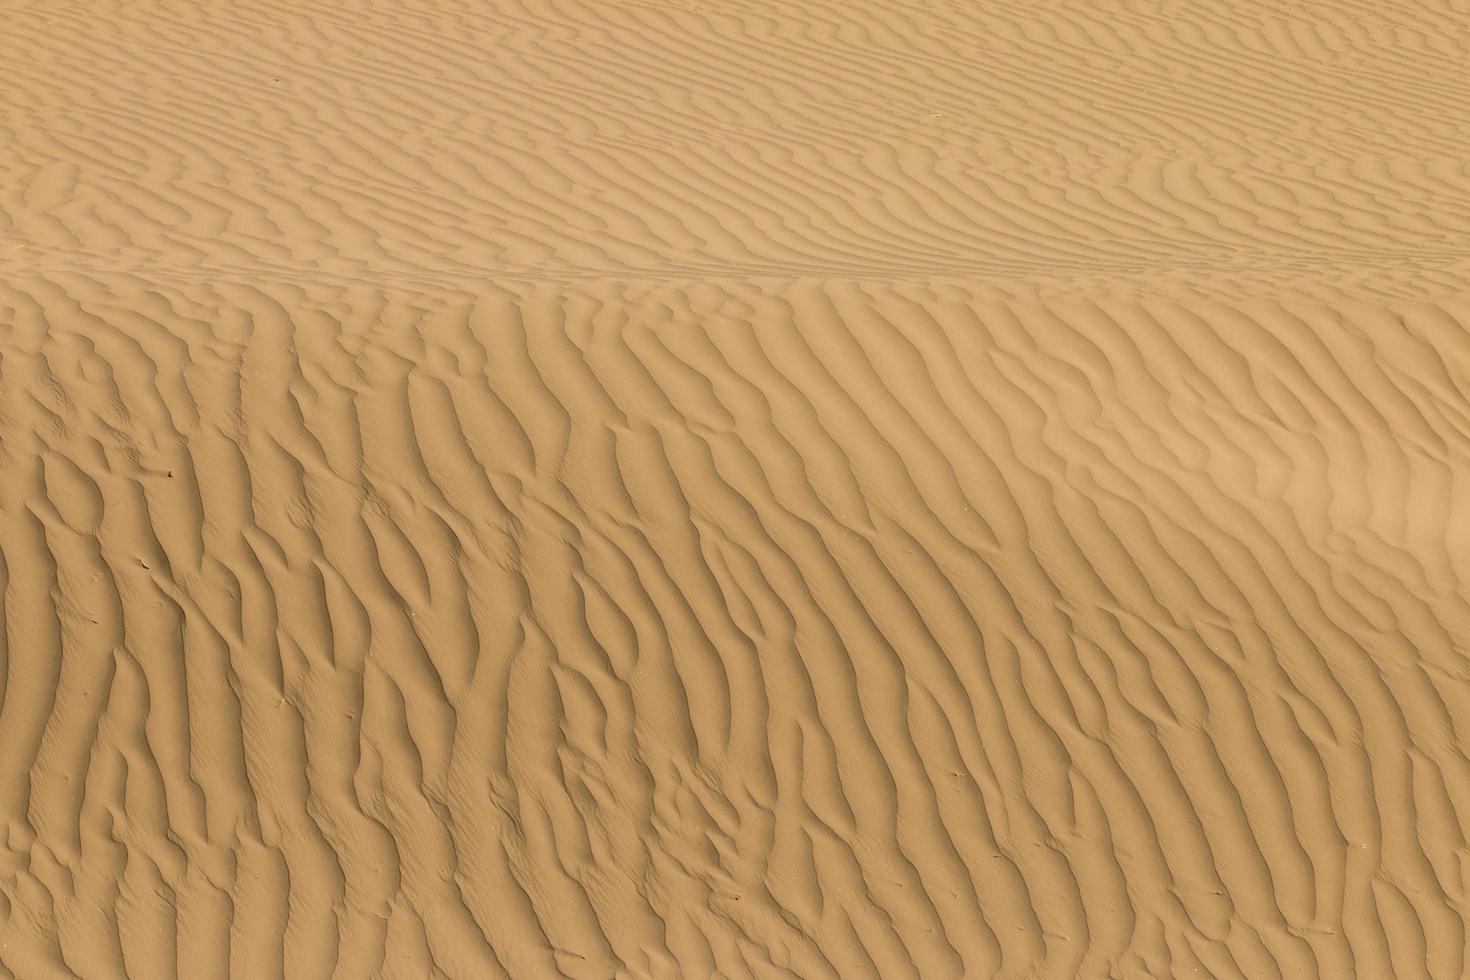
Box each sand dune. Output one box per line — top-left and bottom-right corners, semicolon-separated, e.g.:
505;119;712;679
3;0;1470;978
6;0;1470;285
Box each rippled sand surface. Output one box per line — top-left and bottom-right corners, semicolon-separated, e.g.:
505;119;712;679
4;0;1470;977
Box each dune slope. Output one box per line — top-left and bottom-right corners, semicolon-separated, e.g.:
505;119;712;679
3;0;1470;978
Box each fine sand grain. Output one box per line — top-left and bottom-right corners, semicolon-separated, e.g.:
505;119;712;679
3;0;1470;978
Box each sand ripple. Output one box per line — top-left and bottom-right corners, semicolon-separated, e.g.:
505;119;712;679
3;0;1470;976
0;277;1467;977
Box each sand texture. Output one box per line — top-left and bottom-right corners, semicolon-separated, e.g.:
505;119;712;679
3;0;1470;977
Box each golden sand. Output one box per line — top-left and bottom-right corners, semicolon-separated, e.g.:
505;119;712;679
3;0;1470;976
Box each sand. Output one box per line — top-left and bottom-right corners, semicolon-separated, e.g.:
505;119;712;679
2;0;1470;977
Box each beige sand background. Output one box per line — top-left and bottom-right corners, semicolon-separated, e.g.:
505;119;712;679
4;0;1470;977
